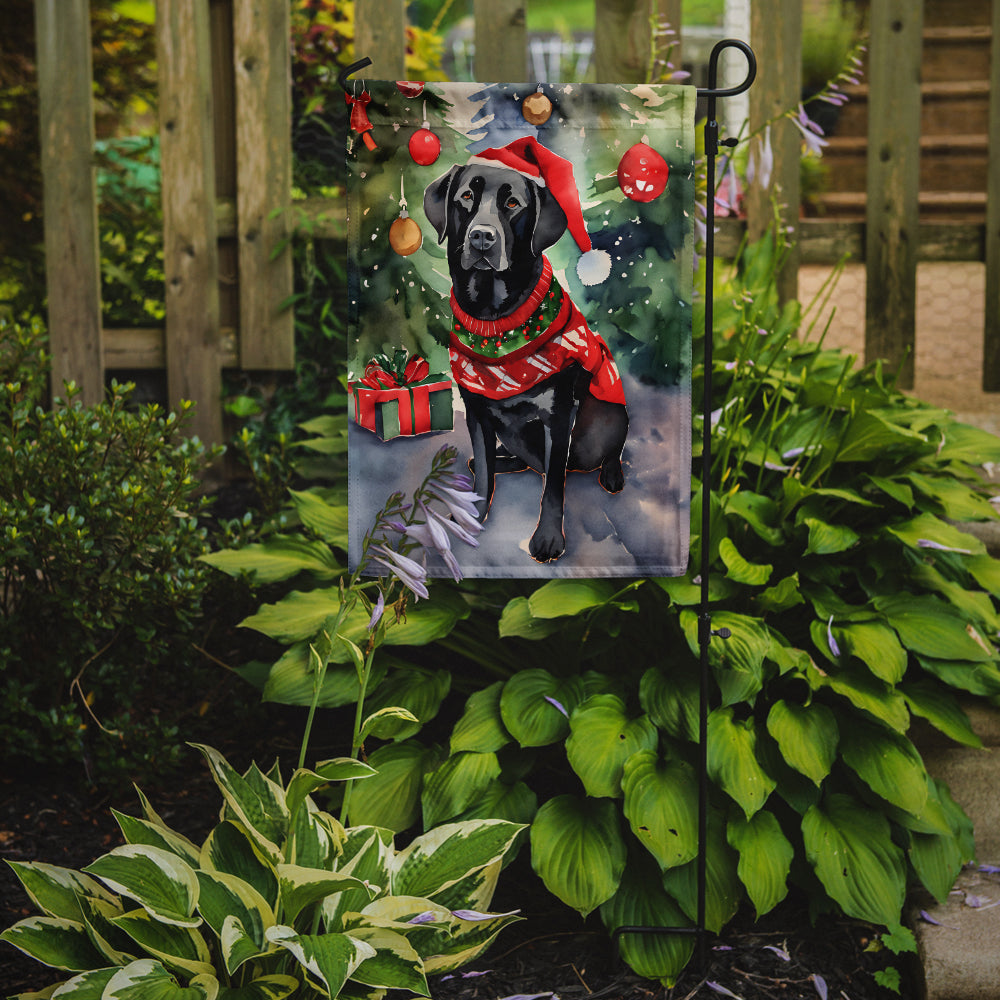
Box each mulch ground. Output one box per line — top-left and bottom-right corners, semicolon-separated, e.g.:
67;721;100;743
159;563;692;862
1;741;913;1000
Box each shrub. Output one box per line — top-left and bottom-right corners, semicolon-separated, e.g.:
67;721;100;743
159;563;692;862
1;743;524;998
0;317;220;783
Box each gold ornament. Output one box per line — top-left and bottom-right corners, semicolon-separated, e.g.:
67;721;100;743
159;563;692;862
522;89;553;126
390;212;422;256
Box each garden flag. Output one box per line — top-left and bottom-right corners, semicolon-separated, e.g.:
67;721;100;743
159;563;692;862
347;80;696;578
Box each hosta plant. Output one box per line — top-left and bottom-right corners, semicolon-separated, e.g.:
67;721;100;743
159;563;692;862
341;233;1000;984
1;744;523;999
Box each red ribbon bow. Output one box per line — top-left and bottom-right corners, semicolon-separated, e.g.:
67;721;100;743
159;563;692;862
346;90;377;150
361;354;430;389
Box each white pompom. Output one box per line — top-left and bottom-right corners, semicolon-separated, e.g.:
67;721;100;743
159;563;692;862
576;248;612;286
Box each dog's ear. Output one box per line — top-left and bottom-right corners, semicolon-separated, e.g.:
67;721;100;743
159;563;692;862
423;165;463;244
531;182;568;255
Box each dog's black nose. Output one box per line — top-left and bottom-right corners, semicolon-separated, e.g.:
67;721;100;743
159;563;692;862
468;225;498;251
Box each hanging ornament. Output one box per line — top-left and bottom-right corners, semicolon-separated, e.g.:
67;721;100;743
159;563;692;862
522;86;553;126
396;81;425;98
617;140;669;202
389;175;422;256
346;88;377;151
408;101;441;166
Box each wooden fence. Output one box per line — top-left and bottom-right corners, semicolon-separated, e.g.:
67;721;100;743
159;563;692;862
34;0;1000;444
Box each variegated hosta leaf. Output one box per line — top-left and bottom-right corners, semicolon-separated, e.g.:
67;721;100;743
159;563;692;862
344;926;429;995
529;795;626;917
4;862;118;922
661;811;742;934
285;760;375;824
323;829;393;931
566;695;658;799
288;802;343;870
706;707;776;819
838;718;929;817
421;751;502;828
110;908;214;978
102;958;218;999
112;811;202;868
0;916;107;972
200;822;278;910
391;820;524;901
195;871;274;974
276;864;375;925
362;668;452;742
802;793;906;926
77;894;136;966
765;700;838;786
599;853;694;987
346;740;442;832
83;846;200;928
621;751;699;871
214;974;299;1000
450;681;511;754
190;745;287;863
499;670;585;747
424;859;501;916
265;926;375;998
422;907;522;975
727;810;793;917
46;966;118;997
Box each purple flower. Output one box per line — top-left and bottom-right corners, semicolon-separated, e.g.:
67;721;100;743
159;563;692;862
827;616;841;658
812;974;828;1000
544;695;569;718
370;543;429;600
747;125;774;190
791;104;828;157
917;538;973;554
367;591;385;631
407;911;438;925
763;944;790;961
706;983;742;999
451;908;520;921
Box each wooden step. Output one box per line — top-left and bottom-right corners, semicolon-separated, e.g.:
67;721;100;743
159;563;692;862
813;189;987;222
822;134;989;193
922;25;993;83
921;0;992;28
833;80;991;137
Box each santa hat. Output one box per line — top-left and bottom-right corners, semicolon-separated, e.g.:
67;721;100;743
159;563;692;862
470;136;612;286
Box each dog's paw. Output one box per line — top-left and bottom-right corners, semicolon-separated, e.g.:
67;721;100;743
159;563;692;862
529;525;566;562
599;458;625;493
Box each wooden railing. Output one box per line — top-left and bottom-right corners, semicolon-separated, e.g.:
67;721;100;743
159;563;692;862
32;0;1000;444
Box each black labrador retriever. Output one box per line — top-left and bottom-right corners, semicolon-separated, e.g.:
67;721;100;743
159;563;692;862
424;157;628;563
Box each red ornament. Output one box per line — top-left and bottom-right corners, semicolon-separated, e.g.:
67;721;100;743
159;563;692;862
409;127;441;166
617;141;668;202
345;90;376;151
396;81;425;98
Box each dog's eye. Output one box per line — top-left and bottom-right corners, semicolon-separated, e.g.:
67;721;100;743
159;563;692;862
460;190;473;201
505;197;520;210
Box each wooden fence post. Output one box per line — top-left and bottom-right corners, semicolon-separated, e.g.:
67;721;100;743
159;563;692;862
983;0;1000;390
233;0;294;370
474;0;527;80
746;0;802;305
157;0;223;445
864;0;923;389
34;0;104;405
594;0;659;83
355;0;406;79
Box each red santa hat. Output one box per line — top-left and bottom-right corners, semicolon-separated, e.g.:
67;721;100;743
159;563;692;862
470;136;612;286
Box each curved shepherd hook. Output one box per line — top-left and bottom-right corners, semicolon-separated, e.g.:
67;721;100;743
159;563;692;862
337;57;374;94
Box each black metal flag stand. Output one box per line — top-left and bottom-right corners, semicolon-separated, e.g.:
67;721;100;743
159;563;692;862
339;38;758;974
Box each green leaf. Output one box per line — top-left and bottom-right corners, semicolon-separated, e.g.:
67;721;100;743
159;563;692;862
0;916;107;972
565;695;658;799
935;421;1000;465
200;535;341;584
660;811;741;933
966;553;1000;597
110;909;214;978
195;871;274;974
497;597;563;639
639;664;699;742
810;661;910;732
724;490;784;545
216;976;299;1000
718;537;772;586
803;517;859;556
755;573;805;614
347;740;441;832
33;967;117;998
276;865;373;925
421;751;502;828
727;811;793;918
530;795;626;917
901;680;982;748
599;853;694;987
265;926;374;997
345;926;429;994
362;667;451;740
450;682;511;754
288;488;349;544
199;822;278;910
886;512;985;556
393;819;524;900
906;472;999;521
499;670;584;747
707;708;776;818
765;700;838;786
835;410;927;463
4;862;118;923
835;621;908;684
909;823;965;905
452;779;538;827
621;751;699;871
681;610;770;706
112;812;201;868
839;718;929;816
103;959;218;1000
526;579;618;618
261;644;381;709
83;846;200;928
802;793;906;926
360;706;421;742
916;655;1000;697
285;759;376;822
874;594;995;662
